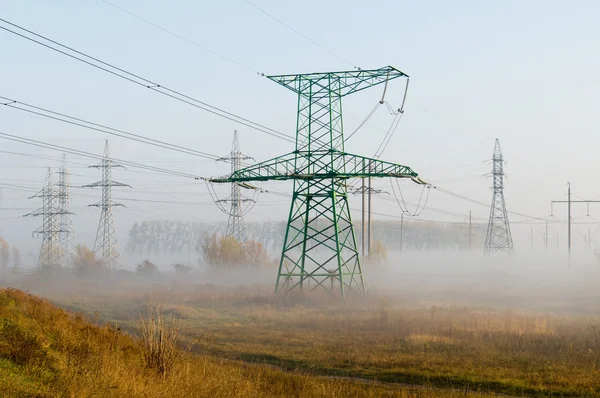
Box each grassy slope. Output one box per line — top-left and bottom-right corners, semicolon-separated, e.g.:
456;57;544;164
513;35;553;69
0;288;499;398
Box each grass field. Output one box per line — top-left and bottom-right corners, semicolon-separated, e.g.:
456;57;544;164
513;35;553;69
41;280;600;398
0;287;514;397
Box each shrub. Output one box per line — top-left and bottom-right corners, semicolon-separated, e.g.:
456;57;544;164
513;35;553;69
173;263;192;275
0;318;50;367
136;306;181;376
136;260;159;277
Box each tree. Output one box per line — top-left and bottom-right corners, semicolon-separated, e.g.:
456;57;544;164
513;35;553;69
136;259;159;277
11;247;21;270
200;233;271;268
73;244;104;276
126;222;140;253
0;238;9;271
200;234;244;268
243;240;271;267
367;240;388;265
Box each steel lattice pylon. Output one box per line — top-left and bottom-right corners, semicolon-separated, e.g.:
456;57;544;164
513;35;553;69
25;168;68;268
484;138;514;255
216;131;254;242
84;141;129;270
212;66;424;296
57;154;75;265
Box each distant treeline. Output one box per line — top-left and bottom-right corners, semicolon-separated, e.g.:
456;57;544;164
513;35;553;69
371;219;486;251
125;219;486;255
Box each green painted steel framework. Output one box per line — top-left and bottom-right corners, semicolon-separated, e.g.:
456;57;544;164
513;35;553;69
212;66;424;296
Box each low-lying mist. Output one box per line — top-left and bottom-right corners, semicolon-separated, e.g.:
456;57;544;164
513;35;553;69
2;250;599;316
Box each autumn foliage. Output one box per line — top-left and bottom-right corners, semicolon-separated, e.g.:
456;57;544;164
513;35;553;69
73;244;105;276
200;234;271;268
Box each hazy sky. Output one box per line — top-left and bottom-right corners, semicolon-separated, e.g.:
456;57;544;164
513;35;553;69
1;0;599;256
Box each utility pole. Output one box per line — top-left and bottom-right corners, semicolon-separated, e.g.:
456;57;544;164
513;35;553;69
530;228;533;249
83;140;130;271
568;182;571;258
361;178;366;259
468;210;472;251
484;139;514;255
428;221;432;250
216;130;254;243
400;212;404;253
368;172;372;258
551;182;600;267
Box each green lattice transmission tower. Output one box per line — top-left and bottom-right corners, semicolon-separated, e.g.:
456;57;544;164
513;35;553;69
212;66;424;296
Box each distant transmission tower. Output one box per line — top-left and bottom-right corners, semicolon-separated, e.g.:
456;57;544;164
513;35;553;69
216;130;254;242
57;154;75;264
25;168;68;267
484;138;514;255
83;140;129;270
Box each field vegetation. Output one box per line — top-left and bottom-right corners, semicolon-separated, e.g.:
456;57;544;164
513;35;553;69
50;286;600;398
0;287;503;397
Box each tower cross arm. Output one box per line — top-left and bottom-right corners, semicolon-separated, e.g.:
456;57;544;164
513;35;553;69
82;181;131;188
267;66;408;98
210;151;424;184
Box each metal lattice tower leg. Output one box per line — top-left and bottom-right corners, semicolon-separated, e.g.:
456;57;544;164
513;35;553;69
57;154;75;265
25;168;67;268
84;140;130;270
484;138;514;255
211;67;425;297
216;131;254;242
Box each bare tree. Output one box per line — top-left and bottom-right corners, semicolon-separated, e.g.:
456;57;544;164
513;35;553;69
12;246;21;270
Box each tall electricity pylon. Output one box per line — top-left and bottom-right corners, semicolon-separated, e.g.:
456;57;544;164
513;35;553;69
484;138;514;255
216;130;254;242
212;66;425;297
57;154;75;264
84;141;129;270
25;168;68;267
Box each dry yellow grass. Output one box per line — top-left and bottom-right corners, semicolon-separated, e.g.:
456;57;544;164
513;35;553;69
0;288;503;397
56;287;600;397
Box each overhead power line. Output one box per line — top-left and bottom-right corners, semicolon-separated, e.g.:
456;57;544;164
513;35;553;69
243;0;357;69
0;94;225;161
0;131;203;180
100;0;262;75
0;18;295;143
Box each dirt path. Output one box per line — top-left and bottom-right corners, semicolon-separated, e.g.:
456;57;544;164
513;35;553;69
191;347;529;398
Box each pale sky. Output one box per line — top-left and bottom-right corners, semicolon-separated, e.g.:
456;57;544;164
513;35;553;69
1;0;599;256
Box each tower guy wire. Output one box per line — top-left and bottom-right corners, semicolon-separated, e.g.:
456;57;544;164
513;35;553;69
215;130;255;242
484;138;514;255
24;168;70;268
83;140;130;270
57;154;75;265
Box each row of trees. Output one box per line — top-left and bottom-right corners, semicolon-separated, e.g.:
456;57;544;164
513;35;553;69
126;221;217;255
125;220;286;255
125;219;481;257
